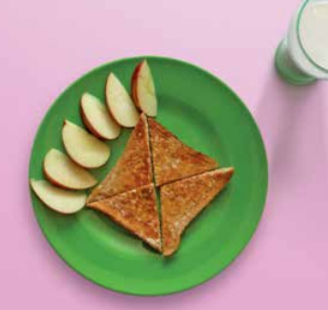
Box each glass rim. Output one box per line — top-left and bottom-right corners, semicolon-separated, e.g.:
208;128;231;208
296;0;328;74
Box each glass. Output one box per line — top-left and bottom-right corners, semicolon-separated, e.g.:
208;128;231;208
275;0;328;85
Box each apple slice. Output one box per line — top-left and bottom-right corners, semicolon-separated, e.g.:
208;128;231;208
30;179;86;214
80;93;121;140
131;60;158;117
62;120;110;169
44;149;97;190
105;73;139;127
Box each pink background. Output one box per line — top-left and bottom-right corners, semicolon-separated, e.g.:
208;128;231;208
1;0;328;309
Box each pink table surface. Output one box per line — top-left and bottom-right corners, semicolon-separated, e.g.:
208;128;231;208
1;0;328;309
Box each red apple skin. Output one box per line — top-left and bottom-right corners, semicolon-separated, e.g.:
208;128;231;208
80;101;106;140
43;162;68;189
43;162;82;191
43;157;96;190
80;99;121;141
62;121;85;168
131;61;143;110
62;121;109;169
29;180;85;215
105;74;137;127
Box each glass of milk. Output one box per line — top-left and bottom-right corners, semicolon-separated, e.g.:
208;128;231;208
275;0;328;84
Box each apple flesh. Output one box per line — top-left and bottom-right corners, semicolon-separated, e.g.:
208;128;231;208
44;149;97;190
30;179;86;214
131;60;158;117
62;120;110;169
106;73;139;127
80;93;121;140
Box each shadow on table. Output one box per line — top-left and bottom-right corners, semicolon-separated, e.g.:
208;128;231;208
255;65;328;190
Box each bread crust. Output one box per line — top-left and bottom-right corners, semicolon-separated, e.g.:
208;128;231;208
88;184;161;251
160;168;234;256
148;118;219;186
87;114;152;203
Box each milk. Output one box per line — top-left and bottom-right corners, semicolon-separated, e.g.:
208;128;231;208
288;1;328;78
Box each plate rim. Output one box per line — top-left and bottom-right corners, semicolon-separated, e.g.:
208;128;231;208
29;55;269;296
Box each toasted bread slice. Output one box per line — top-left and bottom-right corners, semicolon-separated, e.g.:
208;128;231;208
87;114;152;203
148;118;219;186
160;167;234;256
88;184;161;251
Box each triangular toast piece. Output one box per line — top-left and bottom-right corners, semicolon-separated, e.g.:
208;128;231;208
87;114;152;203
148;118;219;186
88;184;161;251
160;167;234;256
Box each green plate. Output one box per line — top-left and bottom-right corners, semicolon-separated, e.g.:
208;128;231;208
29;56;268;296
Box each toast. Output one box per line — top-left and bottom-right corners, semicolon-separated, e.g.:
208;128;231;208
160;167;234;256
87;114;152;203
88;184;161;251
148;118;218;186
